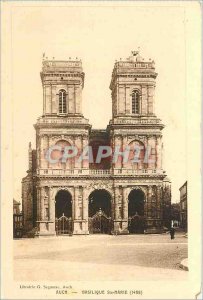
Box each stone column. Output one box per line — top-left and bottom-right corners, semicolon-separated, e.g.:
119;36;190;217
50;84;52;113
147;136;156;170
111;136;115;169
146;136;149;170
145;186;160;234
122;135;128;168
48;187;56;234
116;83;119;114
155;136;158;169
157;186;163;230
143;187;147;218
74;136;81;169
39;135;42;169
45;85;51;114
82;189;89;234
144;186;150;233
73;187;81;234
75;86;81;114
114;187;120;220
156;136;162;170
122;187;128;220
125;86;130;114
159;186;164;221
39;187;48;234
40;187;45;220
51;85;57;113
74;187;79;219
141;85;147;114
43;85;45;115
67;85;73;114
147;186;152;218
82;135;89;169
36;186;41;221
114;136;122;169
47;135;50;169
152;186;157;219
122;187;129;234
113;187;120;233
124;84;126;113
74;85;76;113
148;85;154;114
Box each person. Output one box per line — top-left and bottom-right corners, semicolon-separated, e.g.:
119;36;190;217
170;227;175;240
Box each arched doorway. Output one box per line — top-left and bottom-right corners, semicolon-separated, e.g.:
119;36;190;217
88;189;112;234
128;189;145;234
55;190;73;235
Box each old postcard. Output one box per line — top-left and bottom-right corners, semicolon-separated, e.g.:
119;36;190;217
1;1;202;299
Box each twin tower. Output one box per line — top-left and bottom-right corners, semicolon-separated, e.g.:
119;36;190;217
22;51;171;236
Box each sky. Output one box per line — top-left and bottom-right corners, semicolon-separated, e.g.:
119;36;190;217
11;4;187;203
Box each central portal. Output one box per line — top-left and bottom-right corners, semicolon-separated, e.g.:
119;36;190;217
55;190;73;235
128;189;145;234
88;189;112;234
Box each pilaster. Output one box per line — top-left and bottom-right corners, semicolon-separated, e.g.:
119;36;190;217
48;187;55;234
82;188;89;234
121;187;129;234
73;187;84;234
36;186;56;236
113;187;120;233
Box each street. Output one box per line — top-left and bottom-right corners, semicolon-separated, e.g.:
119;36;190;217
14;233;188;281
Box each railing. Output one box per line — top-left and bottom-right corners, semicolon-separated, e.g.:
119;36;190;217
109;118;162;125
90;169;111;175
37;169;89;176
42;60;82;72
37;168;164;176
36;117;89;124
115;61;155;69
113;169;163;175
37;117;161;126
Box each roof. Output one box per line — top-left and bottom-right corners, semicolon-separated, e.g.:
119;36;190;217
13;199;20;205
179;181;187;191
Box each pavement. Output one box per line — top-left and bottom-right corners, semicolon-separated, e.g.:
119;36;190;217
13;233;188;281
180;258;188;271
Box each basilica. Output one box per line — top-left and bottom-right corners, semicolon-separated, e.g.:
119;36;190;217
22;51;171;236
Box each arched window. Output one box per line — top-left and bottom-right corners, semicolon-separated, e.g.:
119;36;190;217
132;90;140;114
59;89;67;114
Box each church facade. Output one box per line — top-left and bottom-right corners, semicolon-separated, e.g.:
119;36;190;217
22;51;171;236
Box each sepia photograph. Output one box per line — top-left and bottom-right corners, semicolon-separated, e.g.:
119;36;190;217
1;1;202;299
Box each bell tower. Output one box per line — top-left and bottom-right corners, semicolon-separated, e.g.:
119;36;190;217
35;57;91;174
40;58;84;117
109;51;164;172
110;50;157;119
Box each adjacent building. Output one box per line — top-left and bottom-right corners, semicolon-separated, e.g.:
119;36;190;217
179;181;187;231
171;203;180;228
13;199;20;215
22;51;171;236
13;199;23;238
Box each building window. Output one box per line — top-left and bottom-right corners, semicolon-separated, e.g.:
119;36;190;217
59;89;67;114
132;90;140;114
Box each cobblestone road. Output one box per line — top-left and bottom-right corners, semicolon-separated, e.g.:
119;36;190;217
14;233;188;281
